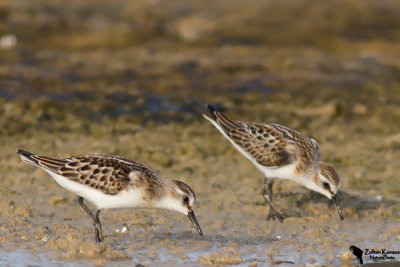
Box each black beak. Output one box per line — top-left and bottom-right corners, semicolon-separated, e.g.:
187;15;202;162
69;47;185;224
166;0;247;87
332;194;344;220
187;210;202;235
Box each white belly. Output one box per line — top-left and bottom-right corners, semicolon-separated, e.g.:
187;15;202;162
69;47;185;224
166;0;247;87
45;170;146;210
255;159;320;194
256;161;299;181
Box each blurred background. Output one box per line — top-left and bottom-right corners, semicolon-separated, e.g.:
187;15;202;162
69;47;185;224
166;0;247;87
1;0;400;130
1;0;400;265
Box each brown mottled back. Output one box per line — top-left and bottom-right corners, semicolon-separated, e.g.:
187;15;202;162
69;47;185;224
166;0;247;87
270;124;321;171
28;154;161;195
230;123;293;166
208;109;321;169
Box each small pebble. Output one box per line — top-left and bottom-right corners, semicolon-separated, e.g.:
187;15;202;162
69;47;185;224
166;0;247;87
0;34;17;49
116;226;128;233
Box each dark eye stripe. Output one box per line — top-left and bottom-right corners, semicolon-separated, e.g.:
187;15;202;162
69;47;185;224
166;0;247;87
323;182;330;189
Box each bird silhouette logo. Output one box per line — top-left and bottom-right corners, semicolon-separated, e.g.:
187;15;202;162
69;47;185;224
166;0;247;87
350;245;364;265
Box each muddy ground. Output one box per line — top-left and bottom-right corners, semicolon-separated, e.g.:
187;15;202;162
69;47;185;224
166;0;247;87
1;0;400;266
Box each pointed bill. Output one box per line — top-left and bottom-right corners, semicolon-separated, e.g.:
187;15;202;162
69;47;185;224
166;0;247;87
332;194;344;220
187;210;202;235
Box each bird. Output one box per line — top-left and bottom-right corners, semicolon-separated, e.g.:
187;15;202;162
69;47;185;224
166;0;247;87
17;149;202;242
349;245;364;265
203;104;344;222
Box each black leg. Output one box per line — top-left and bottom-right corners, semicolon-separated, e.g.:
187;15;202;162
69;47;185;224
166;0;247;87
77;196;104;242
261;178;285;222
94;210;103;243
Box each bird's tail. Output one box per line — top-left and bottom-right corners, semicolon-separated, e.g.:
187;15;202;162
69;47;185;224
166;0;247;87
202;104;243;133
17;149;40;166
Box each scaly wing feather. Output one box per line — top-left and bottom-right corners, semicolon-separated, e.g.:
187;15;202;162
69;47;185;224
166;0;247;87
17;150;161;195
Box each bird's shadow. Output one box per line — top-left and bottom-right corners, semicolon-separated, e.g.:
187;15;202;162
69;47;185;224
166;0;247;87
335;190;397;211
276;189;398;219
151;231;277;246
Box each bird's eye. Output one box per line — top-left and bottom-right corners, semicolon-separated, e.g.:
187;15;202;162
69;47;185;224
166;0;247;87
323;182;330;190
183;196;189;203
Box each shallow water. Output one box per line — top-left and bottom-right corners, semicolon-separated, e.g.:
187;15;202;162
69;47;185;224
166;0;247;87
1;0;400;266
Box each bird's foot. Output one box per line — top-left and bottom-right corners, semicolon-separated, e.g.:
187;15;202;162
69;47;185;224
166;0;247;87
267;207;285;223
94;223;104;243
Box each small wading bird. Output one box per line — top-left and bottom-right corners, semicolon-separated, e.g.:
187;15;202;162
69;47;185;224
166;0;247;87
17;149;202;242
203;105;344;222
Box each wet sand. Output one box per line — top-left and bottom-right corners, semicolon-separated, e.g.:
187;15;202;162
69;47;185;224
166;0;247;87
1;0;400;266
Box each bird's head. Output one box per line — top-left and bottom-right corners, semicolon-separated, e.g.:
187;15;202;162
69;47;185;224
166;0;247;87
158;179;202;235
315;161;344;220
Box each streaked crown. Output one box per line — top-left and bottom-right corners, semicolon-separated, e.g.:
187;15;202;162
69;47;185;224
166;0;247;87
317;162;341;198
